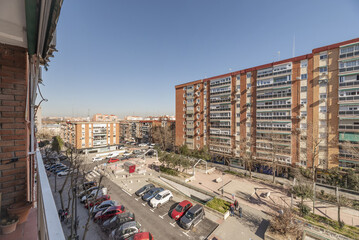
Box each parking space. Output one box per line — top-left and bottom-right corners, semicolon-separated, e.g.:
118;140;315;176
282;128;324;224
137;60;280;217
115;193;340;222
102;177;218;240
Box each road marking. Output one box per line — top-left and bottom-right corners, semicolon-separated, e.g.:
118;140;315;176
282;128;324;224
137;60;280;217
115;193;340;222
170;222;176;227
193;219;202;227
142;203;146;206
135;198;139;201
160;213;167;218
159;215;163;219
150;208;155;212
121;188;132;196
182;231;190;237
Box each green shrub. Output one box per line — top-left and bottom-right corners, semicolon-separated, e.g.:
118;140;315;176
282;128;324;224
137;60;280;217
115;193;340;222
298;203;311;216
159;166;179;176
206;198;231;214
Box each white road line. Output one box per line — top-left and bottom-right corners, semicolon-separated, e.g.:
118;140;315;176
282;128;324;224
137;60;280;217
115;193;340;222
121;188;132;196
193;219;202;227
170;222;176;227
142;203;146;206
159;215;164;219
160;213;167;218
182;231;190;237
150;208;155;212
135;198;139;201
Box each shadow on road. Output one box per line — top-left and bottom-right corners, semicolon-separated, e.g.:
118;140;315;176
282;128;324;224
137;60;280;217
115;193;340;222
255;219;270;239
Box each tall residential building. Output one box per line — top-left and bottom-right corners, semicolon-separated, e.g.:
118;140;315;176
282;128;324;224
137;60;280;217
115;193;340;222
61;121;120;153
175;37;359;170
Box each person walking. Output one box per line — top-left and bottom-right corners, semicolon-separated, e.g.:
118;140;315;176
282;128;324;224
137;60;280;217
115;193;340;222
230;203;234;216
234;199;239;210
238;206;243;218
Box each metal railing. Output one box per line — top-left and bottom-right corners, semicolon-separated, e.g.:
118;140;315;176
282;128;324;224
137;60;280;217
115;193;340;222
36;149;66;240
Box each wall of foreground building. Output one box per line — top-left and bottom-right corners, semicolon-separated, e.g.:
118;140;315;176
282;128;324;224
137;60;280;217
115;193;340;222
175;37;359;170
0;44;30;207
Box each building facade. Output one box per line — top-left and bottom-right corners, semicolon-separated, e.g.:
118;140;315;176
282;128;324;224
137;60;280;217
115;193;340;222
175;38;359;170
61;121;120;153
92;113;118;122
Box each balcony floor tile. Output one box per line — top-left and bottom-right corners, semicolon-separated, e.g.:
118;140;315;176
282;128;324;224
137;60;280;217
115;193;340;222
0;208;37;240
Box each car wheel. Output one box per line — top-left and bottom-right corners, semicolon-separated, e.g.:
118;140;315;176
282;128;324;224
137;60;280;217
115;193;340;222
190;224;194;230
169;196;173;201
157;203;161;208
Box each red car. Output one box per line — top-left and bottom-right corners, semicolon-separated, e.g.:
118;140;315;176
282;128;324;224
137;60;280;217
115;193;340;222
171;200;192;220
85;195;111;209
126;232;153;240
94;205;125;223
108;158;119;163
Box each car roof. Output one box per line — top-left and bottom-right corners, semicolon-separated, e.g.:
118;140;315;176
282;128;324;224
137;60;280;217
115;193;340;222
120;221;137;230
117;212;134;218
133;232;151;240
158;189;170;195
100;200;113;205
179;200;191;206
188;204;202;213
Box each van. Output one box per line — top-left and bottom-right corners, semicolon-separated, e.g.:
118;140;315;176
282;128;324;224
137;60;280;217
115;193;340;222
179;204;205;230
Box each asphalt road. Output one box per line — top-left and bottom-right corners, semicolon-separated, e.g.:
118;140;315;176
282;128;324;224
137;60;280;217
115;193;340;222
102;177;218;240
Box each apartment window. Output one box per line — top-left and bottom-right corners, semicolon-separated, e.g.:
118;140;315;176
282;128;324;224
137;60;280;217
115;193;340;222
183;87;186;90
247;83;251;89
320;120;327;127
301;99;307;105
301;74;307;80
300;123;307;129
247;72;251;78
183;121;186;125
320;54;328;60
183;100;186;104
319;67;328;73
301;60;308;68
196;99;200;104
196;106;200;111
197;136;200;140
301;111;307;117
183;114;185;118
320;93;327;99
320;106;327;113
204;82;207;87
197;84;200;89
301;86;307;92
183;107;186;111
196;122;200;126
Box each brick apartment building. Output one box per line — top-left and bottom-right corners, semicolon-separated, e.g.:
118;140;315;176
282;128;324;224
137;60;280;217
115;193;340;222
175;37;359;170
61;121;120;153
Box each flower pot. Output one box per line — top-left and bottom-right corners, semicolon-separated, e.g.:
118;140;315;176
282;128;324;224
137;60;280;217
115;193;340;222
0;218;19;235
7;201;32;224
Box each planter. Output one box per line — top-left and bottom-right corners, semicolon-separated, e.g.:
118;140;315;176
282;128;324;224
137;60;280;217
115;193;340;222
0;218;19;235
7;201;32;224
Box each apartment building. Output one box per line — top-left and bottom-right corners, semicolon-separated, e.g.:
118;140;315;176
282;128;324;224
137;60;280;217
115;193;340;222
175;37;359;170
61;121;120;153
92;113;118;122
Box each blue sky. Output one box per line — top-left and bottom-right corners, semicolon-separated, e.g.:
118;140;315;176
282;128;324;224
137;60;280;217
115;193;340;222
41;0;359;118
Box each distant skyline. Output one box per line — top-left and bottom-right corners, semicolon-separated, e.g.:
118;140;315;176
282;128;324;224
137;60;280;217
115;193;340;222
41;0;359;117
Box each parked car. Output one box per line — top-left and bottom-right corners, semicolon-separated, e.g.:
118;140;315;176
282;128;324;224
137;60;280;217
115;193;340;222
107;153;119;159
135;184;154;197
138;143;147;147
59;155;68;161
94;205;125;223
78;186;99;198
50;165;66;172
133;150;141;154
123;152;131;157
125;232;153;240
81;188;107;204
82;181;97;190
54;166;68;173
108;158;120;163
142;187;164;202
109;221;140;240
102;212;135;233
179;204;205;230
93;157;103;162
149;189;173;208
171;200;193;220
120;156;130;161
90;200;117;217
85;195;111;209
46;163;62;170
57;169;70;177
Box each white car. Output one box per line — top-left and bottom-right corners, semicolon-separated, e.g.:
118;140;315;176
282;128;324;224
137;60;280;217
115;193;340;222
149;190;173;208
138;143;147;147
57;170;70;176
92;157;103;162
123;152;131;156
81;188;107;203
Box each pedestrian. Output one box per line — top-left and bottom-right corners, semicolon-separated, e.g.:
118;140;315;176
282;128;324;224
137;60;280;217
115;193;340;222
234;199;239;210
58;209;64;222
238;206;242;218
230;203;234;216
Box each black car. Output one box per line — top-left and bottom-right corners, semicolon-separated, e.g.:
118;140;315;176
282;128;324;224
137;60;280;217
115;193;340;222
102;212;135;233
82;181;97;190
142;187;164;202
120;156;130;161
179;204;205;230
135;184;155;197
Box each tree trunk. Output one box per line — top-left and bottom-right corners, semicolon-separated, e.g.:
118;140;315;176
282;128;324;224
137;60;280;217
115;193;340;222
272;165;276;183
313;182;316;214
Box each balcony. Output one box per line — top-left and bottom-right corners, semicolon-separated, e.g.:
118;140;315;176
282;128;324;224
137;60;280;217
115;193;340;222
339;110;359;116
210;97;231;103
339;50;359;59
339;124;359;131
257;92;291;100
256;116;291;120
339;81;359;88
210;107;231;112
256;80;292;90
257;126;291;132
339;66;359;73
339;95;359;102
210;90;231;96
256;104;291;110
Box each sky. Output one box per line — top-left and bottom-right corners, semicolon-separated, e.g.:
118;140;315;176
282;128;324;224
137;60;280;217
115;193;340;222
41;0;359;118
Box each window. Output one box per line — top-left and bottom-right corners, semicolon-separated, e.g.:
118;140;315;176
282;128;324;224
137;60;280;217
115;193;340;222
320;54;328;60
247;83;251;88
247;72;251;78
319;67;328;73
301;74;307;80
301;86;307;92
183;100;186;104
320;93;327;99
320;120;327;127
301;111;307;117
301;99;307;105
300;123;307;129
320;106;327;113
301;60;308;68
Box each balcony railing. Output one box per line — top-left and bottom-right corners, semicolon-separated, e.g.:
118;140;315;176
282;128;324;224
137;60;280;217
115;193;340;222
339;124;359;131
256;116;291;120
210;90;231;95
256;80;292;90
339;96;359;102
339;51;359;59
257;127;291;131
339;110;359;116
257;92;291;100
36;149;66;240
256;104;291;109
210;108;231;112
339;66;359;73
210;98;231;103
339;81;359;88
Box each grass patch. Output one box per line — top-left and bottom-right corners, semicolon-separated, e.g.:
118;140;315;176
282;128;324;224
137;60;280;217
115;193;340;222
159;166;179;176
297;210;359;239
206;197;231;214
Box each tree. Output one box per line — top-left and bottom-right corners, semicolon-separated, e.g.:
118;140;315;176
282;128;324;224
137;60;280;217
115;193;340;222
292;183;313;216
239;138;255;178
151;122;175;151
179;144;190;156
51;135;64;153
270;208;302;237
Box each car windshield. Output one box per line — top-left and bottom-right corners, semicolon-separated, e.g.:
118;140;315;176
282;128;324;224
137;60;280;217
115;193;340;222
139;186;146;192
185;211;194;220
175;204;183;212
155;194;162;200
103;207;111;214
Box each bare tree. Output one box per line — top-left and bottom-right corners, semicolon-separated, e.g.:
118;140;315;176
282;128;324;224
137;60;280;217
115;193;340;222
151;122;175;151
239;138;254;178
